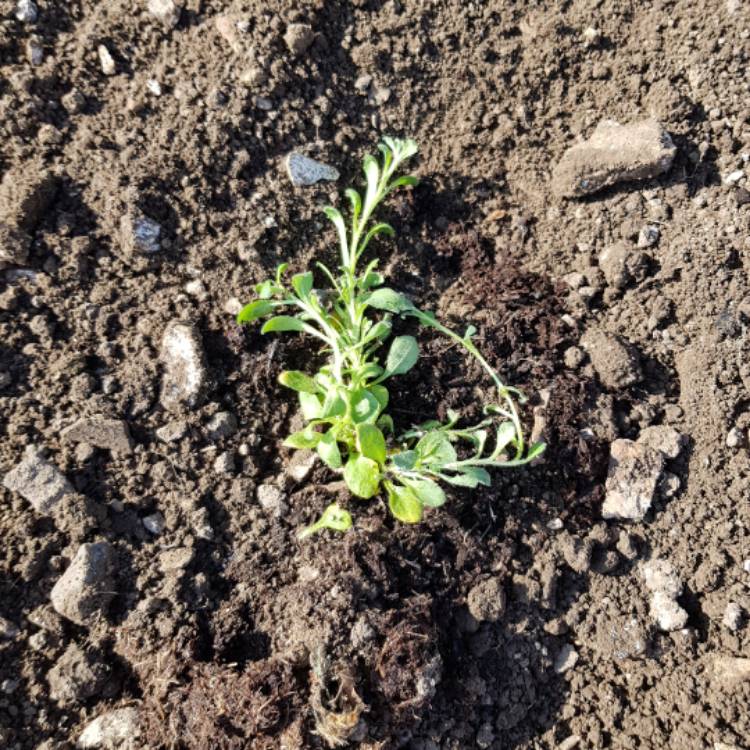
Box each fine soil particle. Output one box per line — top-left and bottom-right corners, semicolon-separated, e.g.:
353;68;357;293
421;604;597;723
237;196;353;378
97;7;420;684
2;1;750;749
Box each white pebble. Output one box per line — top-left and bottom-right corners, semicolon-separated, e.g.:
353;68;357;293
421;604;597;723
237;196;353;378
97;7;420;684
16;0;38;23
146;79;162;96
98;45;116;76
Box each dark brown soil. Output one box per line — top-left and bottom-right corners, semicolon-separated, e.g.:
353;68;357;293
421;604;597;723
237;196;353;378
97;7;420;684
2;1;750;749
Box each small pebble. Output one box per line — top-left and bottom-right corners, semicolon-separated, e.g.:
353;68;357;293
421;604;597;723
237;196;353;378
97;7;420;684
726;427;743;448
637;225;660;248
98;45;116;76
724;169;745;185
16;0;38;23
142;512;165;535
0;617;20;639
213;450;236;475
554;643;579;673
146;79;162;96
723;602;742;632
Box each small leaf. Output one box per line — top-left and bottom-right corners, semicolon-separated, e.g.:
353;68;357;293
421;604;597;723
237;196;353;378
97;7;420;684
284;426;321;450
370;384;389;410
299;392;323;420
254;280;282;299
384;335;419;376
291;271;314;299
320;389;347;419
360;222;395;255
237;299;274;324
279;370;320;394
356;424;386;465
364;320;391;343
297;502;352;540
464;324;477;340
366;288;414;313
361;271;385;289
323;206;349;261
343;454;381;499
494;421;518;456
261;316;307;334
415;431;457;465
387;483;423;523
275;262;289;284
441;466;491;488
349;389;381;424
388;175;419;191
526;442;546;460
390;450;417;470
363;154;381;205
317;431;342;469
376;414;394;434
402;477;446;508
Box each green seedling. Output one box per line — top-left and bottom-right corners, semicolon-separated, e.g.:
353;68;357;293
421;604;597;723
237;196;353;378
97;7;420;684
238;137;545;538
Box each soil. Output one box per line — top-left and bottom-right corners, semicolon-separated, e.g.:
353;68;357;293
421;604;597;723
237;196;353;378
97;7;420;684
1;1;750;749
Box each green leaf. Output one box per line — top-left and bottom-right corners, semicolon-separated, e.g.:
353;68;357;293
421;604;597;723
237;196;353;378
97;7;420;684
363;154;381;209
254;280;282;299
415;431;457;465
299;391;323;420
320;389;346;418
279;370;319;394
275;262;289;284
494;421;518;456
317;431;342;469
402;477;446;508
388;175;419;191
297;502;352;540
370;384;389;410
237;299;274;324
349;388;381;424
384;336;419;377
376;414;394;434
345;188;362;219
441;466;491;488
526;442;546;461
284;426;321;450
390;450;417;470
291;271;313;299
261;316;307;334
366;288;414;313
356;423;386;465
387;483;423;523
364;320;392;343
361;270;385;289
323;206;349;262
360;222;395;256
343;454;381;499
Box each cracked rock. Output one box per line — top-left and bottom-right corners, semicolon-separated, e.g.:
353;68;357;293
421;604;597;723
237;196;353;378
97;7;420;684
61;416;133;455
3;446;75;515
602;439;665;521
551;118;676;198
50;543;116;626
159;321;209;412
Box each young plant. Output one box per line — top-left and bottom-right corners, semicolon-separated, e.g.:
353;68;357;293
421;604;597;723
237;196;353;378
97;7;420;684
238;137;545;537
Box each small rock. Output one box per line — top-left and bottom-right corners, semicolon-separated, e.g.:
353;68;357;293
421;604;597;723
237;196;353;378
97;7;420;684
142;512;165;535
146;79;162;96
554;643;579;673
724;169;745;186
255;95;273;111
147;0;181;28
286;450;317;483
563;346;585;368
370;86;392;106
551;118;676;198
637;425;684;459
284;23;315;55
48;643;111;705
190;508;214;540
1;678;18;694
722;602;742;631
615;530;639;561
98;45;116;76
257;484;286;516
3;445;75;515
580;329;642;389
725;427;743;448
26;38;43;65
213;450;235;474
602;439;665;521
637;225;660;248
354;74;372;92
159;321;209;412
120;213;161;256
61;416;133;455
77;707;140;749
0;616;20;639
16;0;38;23
712;657;750;687
155;419;188;442
184;279;206;298
582;26;600;46
592;613;649;660
467;577;506;622
285;152;339;186
158;547;193;572
641;559;688;632
50;543;116;626
206;411;237;441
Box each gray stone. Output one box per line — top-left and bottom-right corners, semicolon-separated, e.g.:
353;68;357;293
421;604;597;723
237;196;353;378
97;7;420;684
285;153;339;186
158;547;193;572
98;45;116;76
641;559;688;632
722;602;743;632
120;213;161;255
205;411;237;441
581;329;642;389
159;321;208;412
77;707;140;749
155;419;188;442
48;643;111;705
602;439;664;521
467;577;506;622
16;0;38;23
213;450;235;475
61;416;133;455
551;118;676;198
637;224;660;248
257;484;286;516
286;450;317;483
554;643;578;673
147;0;181;28
3;446;75;515
142;512;165;535
637;425;685;459
50;543;115;626
284;23;315;55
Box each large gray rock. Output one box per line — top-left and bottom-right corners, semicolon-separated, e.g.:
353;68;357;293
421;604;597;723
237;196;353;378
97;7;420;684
581;329;642;390
77;707;140;749
61;416;133;455
602;439;665;521
50;543;115;626
3;446;75;514
159;321;208;412
552;118;676;198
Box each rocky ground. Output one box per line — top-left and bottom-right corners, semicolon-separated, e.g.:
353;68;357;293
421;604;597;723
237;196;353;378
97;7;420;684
1;0;750;748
